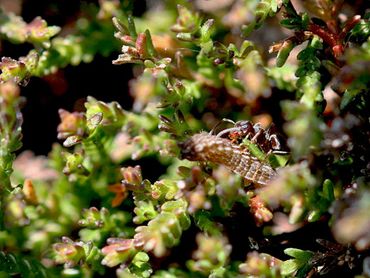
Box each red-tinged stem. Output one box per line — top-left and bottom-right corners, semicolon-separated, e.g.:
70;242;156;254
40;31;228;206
339;15;362;41
308;23;343;58
308;15;363;58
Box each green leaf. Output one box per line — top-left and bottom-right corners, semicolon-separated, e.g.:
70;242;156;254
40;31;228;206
307;210;321;222
280;18;298;29
284;248;313;260
144;29;157;58
0;252;48;278
242;0;284;36
282;248;313;276
276;40;295;67
322;179;335;201
281;259;300;276
340;88;363;109
127;14;138;39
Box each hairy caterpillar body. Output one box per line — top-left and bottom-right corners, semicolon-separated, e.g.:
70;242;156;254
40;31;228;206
179;132;277;187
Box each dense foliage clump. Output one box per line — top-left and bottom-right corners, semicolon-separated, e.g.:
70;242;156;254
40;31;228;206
0;0;369;277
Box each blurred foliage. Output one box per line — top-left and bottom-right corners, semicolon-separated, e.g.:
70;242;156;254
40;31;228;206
0;0;369;277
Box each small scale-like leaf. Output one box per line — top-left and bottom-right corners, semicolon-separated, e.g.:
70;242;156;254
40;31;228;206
276;40;295;67
284;248;313;260
322;179;335;201
281;259;300;276
63;135;82;147
340;88;363;110
307;209;321;222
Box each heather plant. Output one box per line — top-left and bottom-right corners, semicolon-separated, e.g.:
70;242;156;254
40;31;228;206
0;0;369;277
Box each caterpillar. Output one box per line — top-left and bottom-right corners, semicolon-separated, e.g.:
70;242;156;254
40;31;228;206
179;132;277;187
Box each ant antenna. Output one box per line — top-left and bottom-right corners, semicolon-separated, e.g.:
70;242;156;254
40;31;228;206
209;118;236;135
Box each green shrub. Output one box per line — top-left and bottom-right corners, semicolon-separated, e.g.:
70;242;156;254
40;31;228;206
0;1;369;277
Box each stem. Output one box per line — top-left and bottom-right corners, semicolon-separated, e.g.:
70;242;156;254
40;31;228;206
308;23;343;57
0;84;23;231
339;15;362;41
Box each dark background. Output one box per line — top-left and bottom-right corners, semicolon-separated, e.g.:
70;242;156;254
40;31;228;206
0;0;147;155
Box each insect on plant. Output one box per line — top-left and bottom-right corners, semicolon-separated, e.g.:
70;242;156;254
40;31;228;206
209;119;290;171
179;132;277;187
211;118;287;155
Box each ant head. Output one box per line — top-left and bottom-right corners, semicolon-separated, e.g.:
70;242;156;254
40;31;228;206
235;121;254;136
235;120;252;128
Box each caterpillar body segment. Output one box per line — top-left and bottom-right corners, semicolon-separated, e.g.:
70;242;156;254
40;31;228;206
179;133;277;187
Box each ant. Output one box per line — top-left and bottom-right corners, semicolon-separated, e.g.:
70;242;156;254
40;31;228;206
211;118;288;156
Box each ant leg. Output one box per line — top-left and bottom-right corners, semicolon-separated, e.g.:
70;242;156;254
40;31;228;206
268;134;282;150
268;135;290;155
271;150;290;155
250;129;264;143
